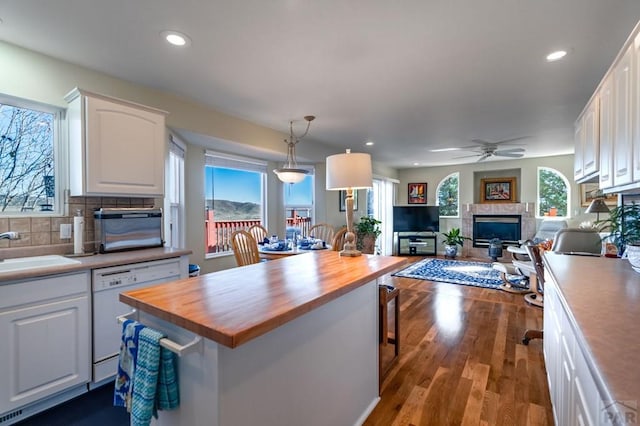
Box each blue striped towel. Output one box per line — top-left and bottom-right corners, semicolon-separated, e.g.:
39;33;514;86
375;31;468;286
131;327;180;426
114;319;145;411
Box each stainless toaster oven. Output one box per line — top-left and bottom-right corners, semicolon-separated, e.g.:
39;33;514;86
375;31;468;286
94;208;163;253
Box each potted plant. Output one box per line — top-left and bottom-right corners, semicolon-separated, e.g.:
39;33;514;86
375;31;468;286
597;202;640;271
440;227;470;259
355;216;382;254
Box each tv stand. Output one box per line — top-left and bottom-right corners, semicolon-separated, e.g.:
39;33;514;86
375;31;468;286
396;233;437;256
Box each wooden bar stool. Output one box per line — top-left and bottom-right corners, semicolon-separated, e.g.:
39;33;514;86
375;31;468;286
379;284;400;388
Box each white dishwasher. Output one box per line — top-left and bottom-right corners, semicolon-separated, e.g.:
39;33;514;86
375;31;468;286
91;257;186;385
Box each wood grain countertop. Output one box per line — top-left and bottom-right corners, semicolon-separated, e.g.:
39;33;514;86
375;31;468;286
544;252;640;403
120;251;408;348
0;247;192;282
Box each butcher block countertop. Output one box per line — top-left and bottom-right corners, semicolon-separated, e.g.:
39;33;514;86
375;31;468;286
120;251;407;348
544;252;640;403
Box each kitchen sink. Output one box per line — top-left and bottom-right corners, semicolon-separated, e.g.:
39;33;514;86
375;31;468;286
0;255;81;274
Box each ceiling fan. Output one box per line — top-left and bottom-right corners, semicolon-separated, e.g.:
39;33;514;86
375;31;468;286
453;137;527;162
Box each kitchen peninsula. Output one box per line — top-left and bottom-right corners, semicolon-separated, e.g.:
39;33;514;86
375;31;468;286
120;250;406;426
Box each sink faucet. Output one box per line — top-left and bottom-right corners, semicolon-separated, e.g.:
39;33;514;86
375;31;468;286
0;232;20;263
0;232;20;241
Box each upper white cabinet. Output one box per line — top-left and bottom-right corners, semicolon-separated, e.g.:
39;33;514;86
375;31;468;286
599;75;614;189
613;45;633;187
574;97;599;182
65;88;168;197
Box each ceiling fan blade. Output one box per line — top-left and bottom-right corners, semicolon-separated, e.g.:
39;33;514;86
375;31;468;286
476;153;491;162
453;153;482;159
495;152;525;158
495;148;525;154
493;136;530;146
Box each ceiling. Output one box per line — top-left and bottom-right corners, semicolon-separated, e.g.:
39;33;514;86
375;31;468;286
1;1;640;169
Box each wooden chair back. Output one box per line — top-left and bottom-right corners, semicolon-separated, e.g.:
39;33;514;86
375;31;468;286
248;224;269;244
231;230;261;267
331;227;356;252
309;223;335;243
524;243;545;292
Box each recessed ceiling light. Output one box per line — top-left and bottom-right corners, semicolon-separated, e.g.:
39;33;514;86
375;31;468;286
413;162;420;166
161;30;192;47
546;50;567;62
365;141;374;146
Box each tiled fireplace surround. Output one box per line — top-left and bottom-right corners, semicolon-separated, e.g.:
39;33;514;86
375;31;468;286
0;196;156;259
461;203;536;259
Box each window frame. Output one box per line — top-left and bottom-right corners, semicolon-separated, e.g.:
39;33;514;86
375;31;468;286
0;93;66;217
536;166;571;219
435;172;460;218
165;134;186;248
204;151;267;259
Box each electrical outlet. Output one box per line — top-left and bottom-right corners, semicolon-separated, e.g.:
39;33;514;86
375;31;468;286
60;223;72;239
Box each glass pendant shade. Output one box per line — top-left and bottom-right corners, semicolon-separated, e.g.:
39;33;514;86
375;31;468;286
274;116;314;184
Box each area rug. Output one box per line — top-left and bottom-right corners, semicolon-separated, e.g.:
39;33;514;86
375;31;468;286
392;258;510;289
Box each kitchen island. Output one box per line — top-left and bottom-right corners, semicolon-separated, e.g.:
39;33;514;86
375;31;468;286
120;250;407;426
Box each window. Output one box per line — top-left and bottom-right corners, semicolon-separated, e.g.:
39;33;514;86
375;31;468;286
436;172;459;217
205;152;266;256
537;167;570;217
165;135;185;248
0;95;63;214
283;173;314;238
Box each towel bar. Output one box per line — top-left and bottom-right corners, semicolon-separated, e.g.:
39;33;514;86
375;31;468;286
117;309;203;356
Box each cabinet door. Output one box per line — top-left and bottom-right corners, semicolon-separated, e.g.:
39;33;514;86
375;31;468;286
600;75;614;188
85;96;165;196
633;33;640;182
613;45;633;187
0;295;90;413
574;118;584;180
582;98;599;177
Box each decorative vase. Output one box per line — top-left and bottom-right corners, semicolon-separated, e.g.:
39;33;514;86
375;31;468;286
623;245;640;273
444;244;458;258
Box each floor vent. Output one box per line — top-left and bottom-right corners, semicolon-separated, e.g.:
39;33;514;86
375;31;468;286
0;409;23;423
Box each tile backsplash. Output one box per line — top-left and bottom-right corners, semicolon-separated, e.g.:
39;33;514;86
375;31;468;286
0;196;157;258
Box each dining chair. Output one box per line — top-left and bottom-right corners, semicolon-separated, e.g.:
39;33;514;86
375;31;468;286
331;227;355;252
231;230;261;267
248;224;269;245
308;223;335;244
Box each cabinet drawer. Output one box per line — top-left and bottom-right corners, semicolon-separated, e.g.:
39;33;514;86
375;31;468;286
0;272;90;311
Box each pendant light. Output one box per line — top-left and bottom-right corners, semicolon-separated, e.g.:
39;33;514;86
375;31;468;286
274;115;315;184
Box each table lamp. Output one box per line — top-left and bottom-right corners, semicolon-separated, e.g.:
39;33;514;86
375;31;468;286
326;149;373;256
585;198;610;222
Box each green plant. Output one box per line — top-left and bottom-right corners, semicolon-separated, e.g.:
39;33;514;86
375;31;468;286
355;216;382;239
596;202;640;249
440;227;470;247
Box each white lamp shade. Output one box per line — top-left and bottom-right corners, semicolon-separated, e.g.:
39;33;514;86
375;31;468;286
326;151;373;190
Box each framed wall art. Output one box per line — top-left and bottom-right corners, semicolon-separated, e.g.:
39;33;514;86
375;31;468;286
408;183;427;204
480;177;516;203
580;183;618;207
338;190;358;212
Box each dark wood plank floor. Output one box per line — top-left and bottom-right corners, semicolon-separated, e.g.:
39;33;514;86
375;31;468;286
365;256;553;426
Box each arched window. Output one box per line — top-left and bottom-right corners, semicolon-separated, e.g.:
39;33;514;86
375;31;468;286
436;172;459;217
537;167;570;218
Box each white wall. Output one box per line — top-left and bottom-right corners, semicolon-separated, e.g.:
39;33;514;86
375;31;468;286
0;41;398;273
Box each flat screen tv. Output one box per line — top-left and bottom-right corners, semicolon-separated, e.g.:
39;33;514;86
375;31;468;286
393;206;440;232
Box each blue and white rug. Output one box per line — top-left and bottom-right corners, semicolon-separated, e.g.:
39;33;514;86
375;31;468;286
393;258;507;289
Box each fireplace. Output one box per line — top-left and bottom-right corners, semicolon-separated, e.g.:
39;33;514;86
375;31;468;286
472;214;521;247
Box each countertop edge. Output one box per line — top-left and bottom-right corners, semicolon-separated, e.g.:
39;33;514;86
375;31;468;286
0;247;192;282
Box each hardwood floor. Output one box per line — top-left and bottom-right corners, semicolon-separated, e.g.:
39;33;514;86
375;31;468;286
365;256;553;426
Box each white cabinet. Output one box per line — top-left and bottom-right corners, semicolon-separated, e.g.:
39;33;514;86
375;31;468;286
0;272;90;417
574;97;600;182
544;273;612;426
633;32;640;182
66;88;167;197
613;45;634;187
599;75;614;189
